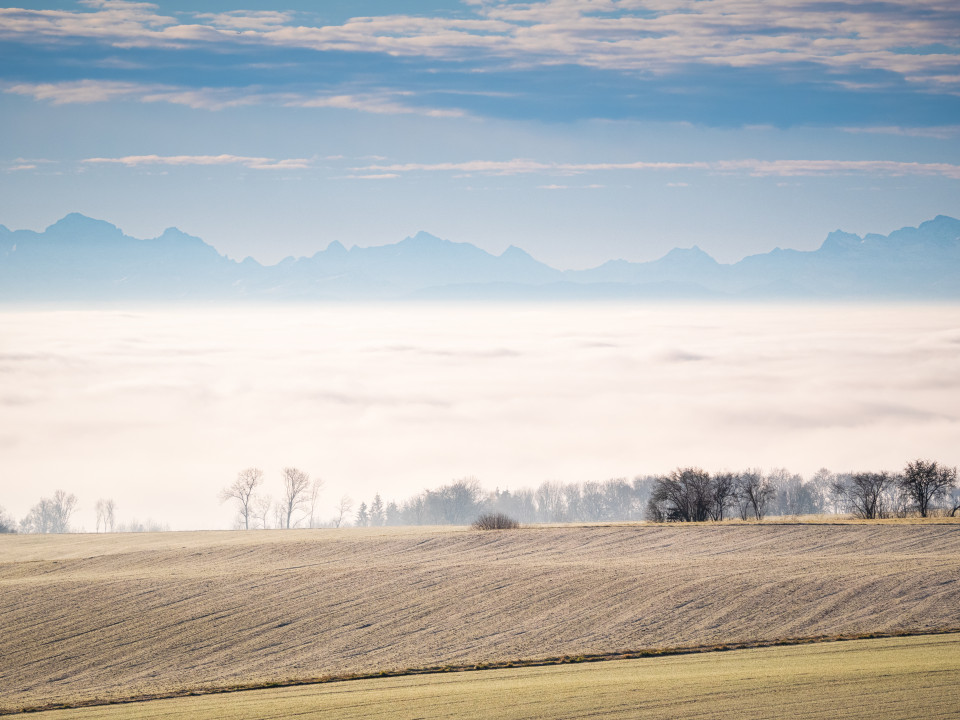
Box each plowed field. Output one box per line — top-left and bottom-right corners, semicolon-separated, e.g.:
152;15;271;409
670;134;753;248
2;523;959;713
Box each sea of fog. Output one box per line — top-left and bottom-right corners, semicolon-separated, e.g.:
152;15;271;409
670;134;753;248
2;303;958;531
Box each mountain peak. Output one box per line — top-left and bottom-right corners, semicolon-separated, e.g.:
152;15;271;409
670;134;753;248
45;213;123;239
658;245;718;265
402;231;447;248
820;230;862;253
501;245;533;259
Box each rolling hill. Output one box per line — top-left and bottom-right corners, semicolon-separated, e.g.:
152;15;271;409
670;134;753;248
2;522;958;713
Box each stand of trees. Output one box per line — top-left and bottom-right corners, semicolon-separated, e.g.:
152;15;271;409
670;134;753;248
220;467;323;529
18;490;78;534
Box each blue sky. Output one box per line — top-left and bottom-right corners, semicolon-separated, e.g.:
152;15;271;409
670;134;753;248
2;0;959;267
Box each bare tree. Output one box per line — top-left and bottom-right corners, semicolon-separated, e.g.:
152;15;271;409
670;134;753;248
646;468;714;522
898;459;957;518
307;477;324;528
534;481;566;522
104;498;115;532
95;499;116;532
831;472;894;519
281;467;311;529
808;468;835;514
949;486;960;517
333;495;353;528
710;472;738;521
253;495;273;529
220;468;263;530
0;506;15;533
735;471;775;521
95;499;106;533
20;490;77;534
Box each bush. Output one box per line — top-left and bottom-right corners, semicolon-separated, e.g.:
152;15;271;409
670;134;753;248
472;512;520;530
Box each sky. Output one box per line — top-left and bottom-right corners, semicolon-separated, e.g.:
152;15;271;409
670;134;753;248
1;0;959;268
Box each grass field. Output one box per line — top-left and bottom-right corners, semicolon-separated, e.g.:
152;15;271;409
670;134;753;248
2;523;959;714
22;634;960;719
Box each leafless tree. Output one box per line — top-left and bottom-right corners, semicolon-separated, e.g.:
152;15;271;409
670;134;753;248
898;459;957;518
735;470;776;521
220;468;263;530
333;495;353;528
0;506;15;533
949;486;960;517
710;472;738;521
646;468;714;522
831;471;895;519
253;495;273;529
20;490;77;533
95;498;116;532
534;481;566;522
306;477;324;528
281;467;311;529
104;498;115;531
808;468;835;514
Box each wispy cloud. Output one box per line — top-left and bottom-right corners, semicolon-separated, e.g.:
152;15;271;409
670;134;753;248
343;173;401;180
82;154;312;170
358;157;960;179
290;93;465;118
4;80;461;116
192;10;293;32
840;125;960;140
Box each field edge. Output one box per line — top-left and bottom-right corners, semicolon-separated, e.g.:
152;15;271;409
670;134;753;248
7;627;960;716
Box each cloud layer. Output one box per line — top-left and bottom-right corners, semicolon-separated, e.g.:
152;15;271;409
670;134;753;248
1;304;957;530
2;0;958;125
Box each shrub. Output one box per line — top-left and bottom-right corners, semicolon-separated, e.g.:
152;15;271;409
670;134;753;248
472;512;520;530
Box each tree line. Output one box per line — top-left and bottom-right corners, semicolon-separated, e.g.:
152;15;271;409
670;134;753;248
1;492;167;534
5;458;956;535
342;460;958;528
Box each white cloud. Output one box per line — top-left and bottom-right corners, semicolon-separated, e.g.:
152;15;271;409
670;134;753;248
82;154;312;170
193;11;293;31
290;93;465;118
344;173;401;180
0;0;957;92
840;125;960;140
358;157;960;179
6;80;148;104
3;81;460;116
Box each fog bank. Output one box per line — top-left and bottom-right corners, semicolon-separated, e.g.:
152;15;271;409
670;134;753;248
1;303;958;530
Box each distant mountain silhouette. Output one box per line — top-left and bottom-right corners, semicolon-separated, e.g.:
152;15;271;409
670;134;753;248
1;213;958;301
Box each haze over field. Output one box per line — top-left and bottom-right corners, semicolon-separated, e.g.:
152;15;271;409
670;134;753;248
2;304;958;530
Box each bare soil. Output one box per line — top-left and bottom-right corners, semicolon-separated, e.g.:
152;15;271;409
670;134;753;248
1;523;958;713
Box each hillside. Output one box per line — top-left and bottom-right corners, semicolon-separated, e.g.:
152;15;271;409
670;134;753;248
1;523;959;713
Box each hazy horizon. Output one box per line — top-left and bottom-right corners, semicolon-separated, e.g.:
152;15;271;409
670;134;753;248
3;303;958;531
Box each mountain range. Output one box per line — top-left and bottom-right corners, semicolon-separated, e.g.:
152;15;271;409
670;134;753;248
2;213;959;302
